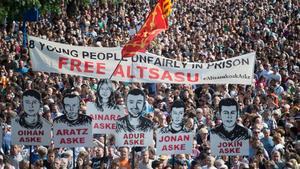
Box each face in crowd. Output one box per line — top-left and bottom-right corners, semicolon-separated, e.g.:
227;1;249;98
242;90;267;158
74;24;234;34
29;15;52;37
63;95;80;121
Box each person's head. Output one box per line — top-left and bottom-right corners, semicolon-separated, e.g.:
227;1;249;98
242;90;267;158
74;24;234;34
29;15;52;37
60;158;68;169
22;90;41;116
152;160;163;169
174;159;188;169
171;100;185;125
76;157;84;167
63;94;81;121
10;145;21;156
271;150;281;162
111;158;120;169
119;147;129;160
95;146;104;158
141;149;150;163
214;159;225;168
218;98;239;129
19;159;29;169
126;89;146;117
205;156;215;167
262;128;271;137
47;148;56;163
96;79;115;102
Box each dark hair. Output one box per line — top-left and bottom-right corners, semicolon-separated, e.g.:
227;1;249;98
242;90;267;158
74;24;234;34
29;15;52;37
23;90;41;101
95;79;119;111
128;88;146;98
63;94;81;109
171;99;185;111
151;160;162;168
218;98;239;113
127;88;146;107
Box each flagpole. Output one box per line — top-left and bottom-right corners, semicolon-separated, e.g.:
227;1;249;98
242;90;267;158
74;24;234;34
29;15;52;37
109;59;122;80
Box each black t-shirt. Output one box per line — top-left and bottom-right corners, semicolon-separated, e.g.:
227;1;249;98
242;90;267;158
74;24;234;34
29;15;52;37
91;156;108;169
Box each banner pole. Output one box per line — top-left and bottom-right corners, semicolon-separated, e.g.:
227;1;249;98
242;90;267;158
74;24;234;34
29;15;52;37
29;146;32;169
73;148;76;169
131;148;135;169
172;154;175;169
109;59;122;80
228;156;231;169
104;134;107;157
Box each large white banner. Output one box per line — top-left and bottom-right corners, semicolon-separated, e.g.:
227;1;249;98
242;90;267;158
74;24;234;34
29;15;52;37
28;36;255;85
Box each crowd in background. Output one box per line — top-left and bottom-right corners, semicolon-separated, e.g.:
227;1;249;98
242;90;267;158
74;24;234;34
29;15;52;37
0;0;299;168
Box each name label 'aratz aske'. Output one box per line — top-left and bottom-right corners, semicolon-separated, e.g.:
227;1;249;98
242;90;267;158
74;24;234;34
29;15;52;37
56;128;88;135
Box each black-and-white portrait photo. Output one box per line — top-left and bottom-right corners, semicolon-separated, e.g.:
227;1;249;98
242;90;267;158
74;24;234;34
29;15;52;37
12;90;52;145
95;79;120;112
159;99;188;134
54;94;92;126
116;88;154;133
16;90;45;129
210;98;251;141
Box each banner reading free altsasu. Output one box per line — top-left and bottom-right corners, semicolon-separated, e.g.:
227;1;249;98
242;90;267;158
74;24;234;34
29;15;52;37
28;36;255;85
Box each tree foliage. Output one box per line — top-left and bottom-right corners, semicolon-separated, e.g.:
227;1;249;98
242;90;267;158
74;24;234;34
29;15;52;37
0;0;90;24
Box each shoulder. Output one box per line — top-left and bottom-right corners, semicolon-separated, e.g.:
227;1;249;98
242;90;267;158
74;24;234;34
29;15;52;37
78;114;92;125
40;117;52;126
140;116;153;126
159;126;170;134
53;115;66;123
210;125;223;134
235;124;251;139
13;116;20;123
117;116;128;123
235;124;250;133
79;114;92;121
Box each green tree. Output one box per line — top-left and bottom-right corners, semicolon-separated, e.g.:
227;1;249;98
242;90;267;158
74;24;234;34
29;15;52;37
0;0;89;24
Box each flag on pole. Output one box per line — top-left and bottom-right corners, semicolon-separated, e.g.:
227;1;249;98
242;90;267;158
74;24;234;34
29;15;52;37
161;0;172;17
121;0;172;57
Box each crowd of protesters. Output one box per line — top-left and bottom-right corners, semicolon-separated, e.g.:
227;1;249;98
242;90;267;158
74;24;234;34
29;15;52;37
0;0;299;168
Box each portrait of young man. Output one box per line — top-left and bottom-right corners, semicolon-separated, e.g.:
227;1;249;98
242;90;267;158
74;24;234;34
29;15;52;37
116;88;154;133
159;99;188;134
54;93;92;126
210;98;251;141
16;90;48;129
12;90;51;145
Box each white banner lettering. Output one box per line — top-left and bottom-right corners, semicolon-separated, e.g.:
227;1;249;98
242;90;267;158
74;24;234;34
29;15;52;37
29;36;255;85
